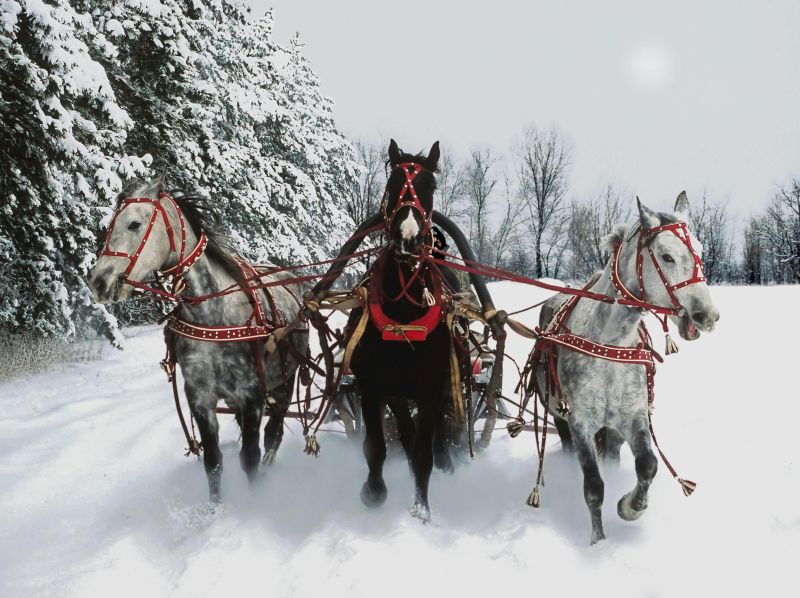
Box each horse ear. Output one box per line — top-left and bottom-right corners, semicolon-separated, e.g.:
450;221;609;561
388;139;401;165
427;141;440;171
637;197;660;229
674;190;689;219
152;171;167;191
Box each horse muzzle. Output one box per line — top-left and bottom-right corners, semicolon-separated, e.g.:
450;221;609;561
676;307;719;340
89;268;128;303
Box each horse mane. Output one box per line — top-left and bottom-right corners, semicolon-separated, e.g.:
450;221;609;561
602;210;683;253
168;190;248;286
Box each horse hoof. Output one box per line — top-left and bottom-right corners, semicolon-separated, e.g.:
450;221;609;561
360;480;387;507
261;449;277;466
590;530;606;545
410;502;431;523
617;492;647;521
207;465;222;503
434;453;454;475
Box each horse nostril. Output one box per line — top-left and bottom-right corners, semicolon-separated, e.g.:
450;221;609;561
691;312;708;326
90;275;107;299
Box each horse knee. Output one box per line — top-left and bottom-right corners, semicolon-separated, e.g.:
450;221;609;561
635;450;658;482
583;471;604;507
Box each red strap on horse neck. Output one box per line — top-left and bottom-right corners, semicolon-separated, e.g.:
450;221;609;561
381;162;431;236
368;302;442;342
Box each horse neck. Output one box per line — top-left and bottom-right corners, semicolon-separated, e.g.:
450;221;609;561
166;220;242;325
565;259;644;347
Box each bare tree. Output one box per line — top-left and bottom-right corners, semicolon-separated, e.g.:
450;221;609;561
688;191;735;283
514;125;572;277
490;175;526;268
435;154;467;219
742;216;765;284
463;148;498;264
758;178;800;283
566;183;630;280
345;139;384;225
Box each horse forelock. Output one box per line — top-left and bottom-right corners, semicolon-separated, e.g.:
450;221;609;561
387;149;440;173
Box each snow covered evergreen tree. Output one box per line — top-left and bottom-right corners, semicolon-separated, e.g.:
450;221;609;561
1;0;358;341
0;0;147;339
75;1;356;264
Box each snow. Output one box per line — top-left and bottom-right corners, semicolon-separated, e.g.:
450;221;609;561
105;18;124;37
1;285;798;597
1;0;21;33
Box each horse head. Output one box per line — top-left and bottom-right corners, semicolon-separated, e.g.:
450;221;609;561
611;192;720;341
89;175;191;302
381;139;439;259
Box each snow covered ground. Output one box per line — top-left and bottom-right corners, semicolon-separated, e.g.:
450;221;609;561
1;284;798;598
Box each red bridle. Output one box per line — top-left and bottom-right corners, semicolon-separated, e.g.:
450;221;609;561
612;221;706;316
380;162;432;239
100;191;207;298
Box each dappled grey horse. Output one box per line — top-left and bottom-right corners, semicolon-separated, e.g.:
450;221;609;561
533;192;719;544
89;176;306;502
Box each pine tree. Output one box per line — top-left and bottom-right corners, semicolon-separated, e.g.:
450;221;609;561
1;0;360;340
0;0;146;339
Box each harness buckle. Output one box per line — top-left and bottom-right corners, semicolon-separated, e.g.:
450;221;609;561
160;358;176;381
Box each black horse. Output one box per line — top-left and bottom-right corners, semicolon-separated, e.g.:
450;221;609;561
347;140;458;522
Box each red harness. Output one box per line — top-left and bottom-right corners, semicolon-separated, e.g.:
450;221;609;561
531;285;661;410
611;221;706;316
365;249;445;342
99;192;286;342
380;162;432;238
101;192;208;299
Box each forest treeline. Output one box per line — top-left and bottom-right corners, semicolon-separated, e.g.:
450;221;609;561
348;129;800;285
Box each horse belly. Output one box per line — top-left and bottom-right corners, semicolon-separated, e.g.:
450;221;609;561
177;339;261;410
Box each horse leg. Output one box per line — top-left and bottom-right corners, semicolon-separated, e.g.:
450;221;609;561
410;401;437;523
572;422;605;544
595;426;624;464
618;416;658;521
262;381;291;465
554;415;574;452
360;393;388;507
433;409;454;474
334;394;357;438
186;388;223;503
387;397;415;461
238;398;263;483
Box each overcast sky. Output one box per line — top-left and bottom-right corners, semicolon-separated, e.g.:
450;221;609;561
246;0;800;219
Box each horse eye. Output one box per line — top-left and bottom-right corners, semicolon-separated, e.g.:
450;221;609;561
128;221;142;231
661;254;675;264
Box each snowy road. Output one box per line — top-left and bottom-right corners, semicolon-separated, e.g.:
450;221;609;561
1;284;798;597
